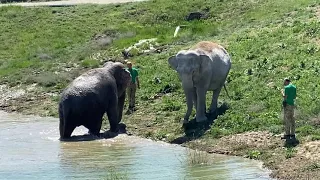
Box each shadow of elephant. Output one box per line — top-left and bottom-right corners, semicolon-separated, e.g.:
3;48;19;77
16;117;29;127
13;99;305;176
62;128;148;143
170;102;229;144
60;123;128;142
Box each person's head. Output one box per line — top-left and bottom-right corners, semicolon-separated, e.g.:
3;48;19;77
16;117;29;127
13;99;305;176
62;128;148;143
126;61;132;69
283;78;290;86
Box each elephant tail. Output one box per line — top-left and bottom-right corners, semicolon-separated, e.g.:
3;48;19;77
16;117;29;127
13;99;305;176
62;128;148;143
223;84;231;100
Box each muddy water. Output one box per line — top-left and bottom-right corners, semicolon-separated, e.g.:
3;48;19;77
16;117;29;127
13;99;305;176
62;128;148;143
0;111;274;180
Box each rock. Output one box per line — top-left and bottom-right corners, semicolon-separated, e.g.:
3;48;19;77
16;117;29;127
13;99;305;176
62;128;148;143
122;38;158;58
186;12;204;21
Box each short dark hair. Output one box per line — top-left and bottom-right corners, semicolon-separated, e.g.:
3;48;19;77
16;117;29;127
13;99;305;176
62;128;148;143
284;78;290;82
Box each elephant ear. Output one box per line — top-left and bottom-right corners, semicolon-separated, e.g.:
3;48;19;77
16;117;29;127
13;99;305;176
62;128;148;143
199;54;211;70
168;56;178;70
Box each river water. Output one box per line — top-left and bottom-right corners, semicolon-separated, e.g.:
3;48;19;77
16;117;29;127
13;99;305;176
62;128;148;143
0;111;274;180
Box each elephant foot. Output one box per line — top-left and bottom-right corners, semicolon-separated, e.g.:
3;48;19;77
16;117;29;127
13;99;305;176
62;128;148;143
87;130;101;137
196;116;207;123
208;108;217;114
103;130;118;138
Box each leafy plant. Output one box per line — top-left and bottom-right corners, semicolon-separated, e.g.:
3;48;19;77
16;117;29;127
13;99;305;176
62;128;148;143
247;150;261;159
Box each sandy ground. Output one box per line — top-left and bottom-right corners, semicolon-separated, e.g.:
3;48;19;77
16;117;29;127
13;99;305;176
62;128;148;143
0;0;146;7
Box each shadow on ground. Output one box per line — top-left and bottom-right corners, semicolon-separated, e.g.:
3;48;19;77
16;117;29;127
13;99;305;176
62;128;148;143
284;138;300;148
170;102;229;145
60;123;128;142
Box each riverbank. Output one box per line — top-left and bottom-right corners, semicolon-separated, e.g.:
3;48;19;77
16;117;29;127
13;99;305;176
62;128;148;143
0;1;320;179
0;110;273;179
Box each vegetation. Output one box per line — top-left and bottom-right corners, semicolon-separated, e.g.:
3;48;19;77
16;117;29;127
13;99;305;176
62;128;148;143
187;149;210;166
0;0;57;3
1;0;320;179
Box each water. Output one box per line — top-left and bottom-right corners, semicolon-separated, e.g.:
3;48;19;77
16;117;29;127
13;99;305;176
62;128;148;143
0;111;274;180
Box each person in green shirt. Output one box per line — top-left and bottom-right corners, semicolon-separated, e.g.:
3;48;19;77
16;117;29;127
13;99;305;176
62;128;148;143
281;78;297;140
126;61;140;113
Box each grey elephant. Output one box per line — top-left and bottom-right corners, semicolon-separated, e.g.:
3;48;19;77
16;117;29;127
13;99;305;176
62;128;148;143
168;41;231;123
58;61;131;139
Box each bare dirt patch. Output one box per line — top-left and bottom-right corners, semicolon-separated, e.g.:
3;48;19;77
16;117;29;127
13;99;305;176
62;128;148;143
297;141;320;161
0;84;58;116
210;131;282;154
315;6;320;19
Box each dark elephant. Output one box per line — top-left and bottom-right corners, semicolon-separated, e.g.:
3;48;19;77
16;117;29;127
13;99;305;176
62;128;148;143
58;61;131;139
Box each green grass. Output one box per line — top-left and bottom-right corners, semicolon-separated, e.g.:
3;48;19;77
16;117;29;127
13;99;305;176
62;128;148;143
0;0;57;3
1;1;320;178
187;149;210;166
1;0;320;139
285;147;297;159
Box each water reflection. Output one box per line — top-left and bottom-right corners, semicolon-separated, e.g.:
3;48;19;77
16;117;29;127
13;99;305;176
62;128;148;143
0;111;274;180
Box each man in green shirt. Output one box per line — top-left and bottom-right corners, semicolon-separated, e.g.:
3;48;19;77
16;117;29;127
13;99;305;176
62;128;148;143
126;61;140;113
281;78;297;140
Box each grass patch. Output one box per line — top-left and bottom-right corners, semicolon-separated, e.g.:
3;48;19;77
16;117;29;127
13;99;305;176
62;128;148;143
247;150;262;160
187;149;210;166
285;148;297;159
304;162;320;172
1;1;320;179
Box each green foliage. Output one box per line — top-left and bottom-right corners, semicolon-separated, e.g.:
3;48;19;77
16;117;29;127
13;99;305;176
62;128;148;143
187;150;209;166
207;127;230;138
285;148;297;159
1;0;320;143
80;59;100;68
296;125;317;137
304;162;320;172
247;150;261;160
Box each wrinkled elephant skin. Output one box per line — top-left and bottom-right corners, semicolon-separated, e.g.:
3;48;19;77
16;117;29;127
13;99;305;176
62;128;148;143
168;41;231;123
58;61;131;139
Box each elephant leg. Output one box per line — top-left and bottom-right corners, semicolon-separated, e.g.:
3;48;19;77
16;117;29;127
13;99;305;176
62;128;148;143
192;87;202;120
209;86;222;114
193;87;197;110
196;87;207;122
61;121;76;139
107;100;119;132
117;93;126;124
87;113;104;136
183;88;194;123
59;120;65;138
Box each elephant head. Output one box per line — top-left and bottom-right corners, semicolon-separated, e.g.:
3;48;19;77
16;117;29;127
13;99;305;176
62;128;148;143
168;50;211;88
106;62;131;94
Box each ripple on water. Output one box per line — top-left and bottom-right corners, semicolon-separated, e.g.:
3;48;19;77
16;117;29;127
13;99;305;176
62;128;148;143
0;111;274;180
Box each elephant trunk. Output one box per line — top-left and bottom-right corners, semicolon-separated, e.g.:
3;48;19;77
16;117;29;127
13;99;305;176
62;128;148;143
181;75;194;120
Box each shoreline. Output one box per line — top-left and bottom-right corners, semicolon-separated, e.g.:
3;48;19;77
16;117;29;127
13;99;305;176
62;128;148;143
1;0;320;179
0;77;319;180
0;109;274;179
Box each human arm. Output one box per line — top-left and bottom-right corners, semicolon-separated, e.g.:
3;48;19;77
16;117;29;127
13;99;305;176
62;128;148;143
281;89;287;100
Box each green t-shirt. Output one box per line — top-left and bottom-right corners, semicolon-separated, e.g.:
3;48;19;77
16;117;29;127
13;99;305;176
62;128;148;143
127;67;138;83
284;84;296;105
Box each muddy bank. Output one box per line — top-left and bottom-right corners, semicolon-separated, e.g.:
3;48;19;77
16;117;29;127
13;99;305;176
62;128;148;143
0;84;319;180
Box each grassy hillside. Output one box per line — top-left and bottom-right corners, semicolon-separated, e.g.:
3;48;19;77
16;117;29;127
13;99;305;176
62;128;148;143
0;0;56;3
1;0;320;179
